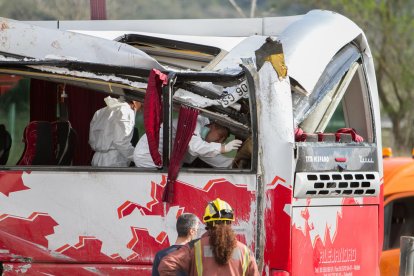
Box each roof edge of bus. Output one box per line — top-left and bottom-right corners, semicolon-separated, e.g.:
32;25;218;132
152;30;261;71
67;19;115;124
24;14;304;37
278;9;367;95
0;17;165;71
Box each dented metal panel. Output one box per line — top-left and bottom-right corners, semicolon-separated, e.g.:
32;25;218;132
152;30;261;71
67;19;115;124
254;61;295;273
0;171;256;264
0;17;164;70
279;10;363;96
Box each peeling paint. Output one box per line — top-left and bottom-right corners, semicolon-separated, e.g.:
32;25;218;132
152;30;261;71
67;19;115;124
9;253;32;263
51;40;61;49
83;266;101;274
15;263;32;274
283;203;291;217
3;264;13;272
234;201;256;249
111;266;135;270
0;22;9;31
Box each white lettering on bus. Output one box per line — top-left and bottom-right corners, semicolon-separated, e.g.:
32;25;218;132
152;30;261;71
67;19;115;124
359;155;374;163
319;247;357;264
305;155;329;163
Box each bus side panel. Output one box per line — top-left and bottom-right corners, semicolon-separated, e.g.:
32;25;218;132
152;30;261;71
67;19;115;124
2;263;152;275
0;170;257;266
174;173;258;247
291;204;379;275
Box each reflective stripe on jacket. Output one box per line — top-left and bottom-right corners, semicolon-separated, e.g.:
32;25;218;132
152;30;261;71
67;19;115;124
194;239;251;276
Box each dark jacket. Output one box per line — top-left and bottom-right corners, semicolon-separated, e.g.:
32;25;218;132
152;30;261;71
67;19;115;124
152;245;186;276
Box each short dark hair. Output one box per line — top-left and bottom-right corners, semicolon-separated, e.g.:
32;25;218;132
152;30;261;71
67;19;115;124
176;213;198;237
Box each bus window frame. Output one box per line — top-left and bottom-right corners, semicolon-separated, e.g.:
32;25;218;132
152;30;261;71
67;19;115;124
296;42;376;144
0;64;256;173
168;65;257;174
383;192;414;251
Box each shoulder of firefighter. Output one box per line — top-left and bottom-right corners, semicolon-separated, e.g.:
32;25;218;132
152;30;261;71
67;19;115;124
158;235;259;276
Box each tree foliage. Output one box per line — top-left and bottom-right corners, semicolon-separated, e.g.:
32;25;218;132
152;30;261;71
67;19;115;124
0;0;90;20
0;0;275;20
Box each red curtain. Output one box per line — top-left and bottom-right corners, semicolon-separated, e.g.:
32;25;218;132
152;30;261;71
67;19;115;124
30;79;58;122
29;79;105;165
144;69;168;167
163;106;199;203
66;85;105;165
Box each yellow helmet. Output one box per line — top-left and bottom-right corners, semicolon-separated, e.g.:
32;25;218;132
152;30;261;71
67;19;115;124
203;198;234;223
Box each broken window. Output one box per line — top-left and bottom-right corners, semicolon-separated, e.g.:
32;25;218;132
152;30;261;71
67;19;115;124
293;44;375;143
0;58;254;172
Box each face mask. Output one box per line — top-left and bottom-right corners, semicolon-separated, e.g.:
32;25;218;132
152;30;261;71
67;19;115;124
200;126;210;140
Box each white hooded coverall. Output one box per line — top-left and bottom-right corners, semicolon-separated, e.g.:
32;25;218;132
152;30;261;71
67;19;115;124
89;96;135;167
134;116;233;168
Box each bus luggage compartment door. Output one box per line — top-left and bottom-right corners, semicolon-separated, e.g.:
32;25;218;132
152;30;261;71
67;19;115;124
291;204;379;275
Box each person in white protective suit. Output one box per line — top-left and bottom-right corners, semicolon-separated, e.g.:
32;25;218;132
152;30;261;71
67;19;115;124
89;96;141;167
134;116;242;168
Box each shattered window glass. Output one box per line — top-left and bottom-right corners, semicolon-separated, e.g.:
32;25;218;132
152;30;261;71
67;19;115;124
292;44;361;127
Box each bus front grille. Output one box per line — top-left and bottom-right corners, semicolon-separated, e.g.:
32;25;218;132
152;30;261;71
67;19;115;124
294;172;380;198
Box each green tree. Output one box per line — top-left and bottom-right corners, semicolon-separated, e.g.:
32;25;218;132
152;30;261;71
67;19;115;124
0;0;272;20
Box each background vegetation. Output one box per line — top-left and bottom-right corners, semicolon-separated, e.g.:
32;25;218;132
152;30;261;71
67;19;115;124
0;0;412;155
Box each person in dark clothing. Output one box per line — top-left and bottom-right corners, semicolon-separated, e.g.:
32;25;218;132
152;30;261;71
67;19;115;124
152;213;199;276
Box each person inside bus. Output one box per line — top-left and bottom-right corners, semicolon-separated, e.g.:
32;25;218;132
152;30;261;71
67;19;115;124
232;136;252;169
133;116;242;168
89;96;142;167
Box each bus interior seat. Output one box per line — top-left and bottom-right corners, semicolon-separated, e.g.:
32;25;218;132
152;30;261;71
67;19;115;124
53;121;77;165
232;136;252;169
17;121;56;165
0;124;12;165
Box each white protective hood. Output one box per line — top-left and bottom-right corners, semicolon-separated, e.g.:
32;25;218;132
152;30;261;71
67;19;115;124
279;10;364;95
0;17;164;70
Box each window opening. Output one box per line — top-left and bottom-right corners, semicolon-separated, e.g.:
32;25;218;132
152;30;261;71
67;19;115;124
384;197;414;250
0;61;254;172
293;44;374;144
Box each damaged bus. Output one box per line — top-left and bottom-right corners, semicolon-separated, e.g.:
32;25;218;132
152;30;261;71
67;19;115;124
0;10;382;275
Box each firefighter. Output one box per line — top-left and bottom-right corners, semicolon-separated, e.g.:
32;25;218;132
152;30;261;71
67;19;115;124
158;198;259;276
